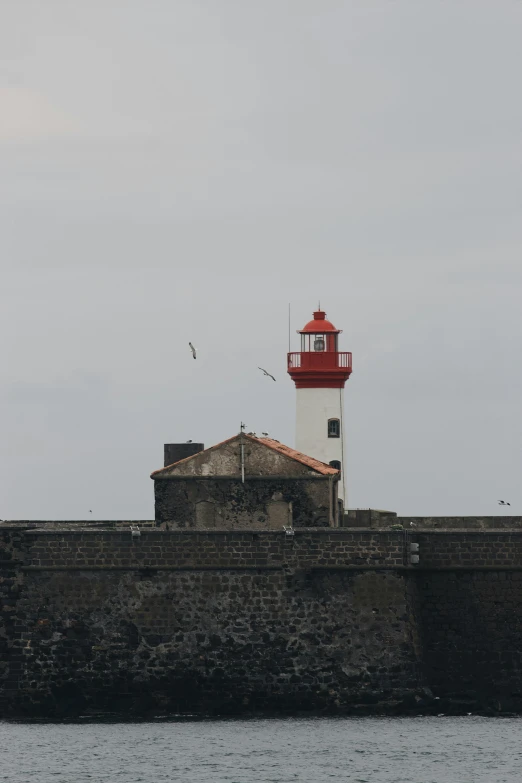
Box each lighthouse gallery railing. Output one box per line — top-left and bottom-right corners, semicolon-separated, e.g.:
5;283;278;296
287;352;352;370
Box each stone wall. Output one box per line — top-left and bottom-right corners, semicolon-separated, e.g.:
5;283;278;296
21;529;407;570
0;528;25;712
3;524;522;717
16;528;507;573
344;512;522;530
154;479;336;529
413;531;522;568
417;571;522;710
1;527;420;717
398;516;522;530
12;569;424;717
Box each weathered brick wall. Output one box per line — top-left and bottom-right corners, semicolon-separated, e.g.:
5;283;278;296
4;525;522;717
154;478;334;528
22;529;522;572
22;529;407;570
412;532;522;568
417;571;522;709
399;516;522;530
0;529;27;713
0;527;422;717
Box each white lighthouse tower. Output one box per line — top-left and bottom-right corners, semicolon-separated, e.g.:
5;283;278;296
287;308;352;504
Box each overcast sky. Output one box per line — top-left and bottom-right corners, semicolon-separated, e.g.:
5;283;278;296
2;1;521;520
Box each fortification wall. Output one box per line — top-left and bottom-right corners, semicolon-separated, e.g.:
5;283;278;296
409;531;522;712
415;531;522;568
2;525;522;717
343;512;522;530
417;570;522;709
399;516;522;530
21;529;407;570
1;527;420;717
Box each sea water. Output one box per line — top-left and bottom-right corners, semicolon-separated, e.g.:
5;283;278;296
1;716;521;783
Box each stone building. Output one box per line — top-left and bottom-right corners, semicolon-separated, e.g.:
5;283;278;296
151;433;340;528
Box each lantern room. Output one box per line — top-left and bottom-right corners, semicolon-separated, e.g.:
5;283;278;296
299;310;340;353
288;308;352;389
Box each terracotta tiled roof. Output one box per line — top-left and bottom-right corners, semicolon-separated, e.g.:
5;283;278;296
151;433;339;478
255;437;339;475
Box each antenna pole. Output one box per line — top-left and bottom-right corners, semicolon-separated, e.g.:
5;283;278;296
288;303;291;352
240;422;246;483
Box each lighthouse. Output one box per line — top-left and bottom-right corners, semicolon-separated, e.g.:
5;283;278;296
287;308;352;504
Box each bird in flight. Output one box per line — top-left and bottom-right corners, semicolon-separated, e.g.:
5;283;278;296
258;367;276;381
498;500;511;506
189;342;197;359
261;432;269;436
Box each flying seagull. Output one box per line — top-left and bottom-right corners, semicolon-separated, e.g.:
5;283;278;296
189;342;197;359
498;500;511;506
258;367;276;381
261;432;269;436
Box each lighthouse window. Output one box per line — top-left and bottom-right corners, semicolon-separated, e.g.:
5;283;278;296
328;418;340;438
314;335;325;351
329;460;341;471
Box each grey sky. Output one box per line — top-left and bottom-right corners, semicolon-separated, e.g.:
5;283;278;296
2;1;521;519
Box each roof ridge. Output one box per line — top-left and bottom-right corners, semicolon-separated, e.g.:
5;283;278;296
150;433;339;478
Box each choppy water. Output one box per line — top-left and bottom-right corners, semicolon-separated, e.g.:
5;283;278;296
1;716;521;783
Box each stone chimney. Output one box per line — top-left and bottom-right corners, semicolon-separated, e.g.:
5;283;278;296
164;443;204;467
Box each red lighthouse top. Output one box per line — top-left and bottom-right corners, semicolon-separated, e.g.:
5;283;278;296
300;310;341;335
288;307;352;389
